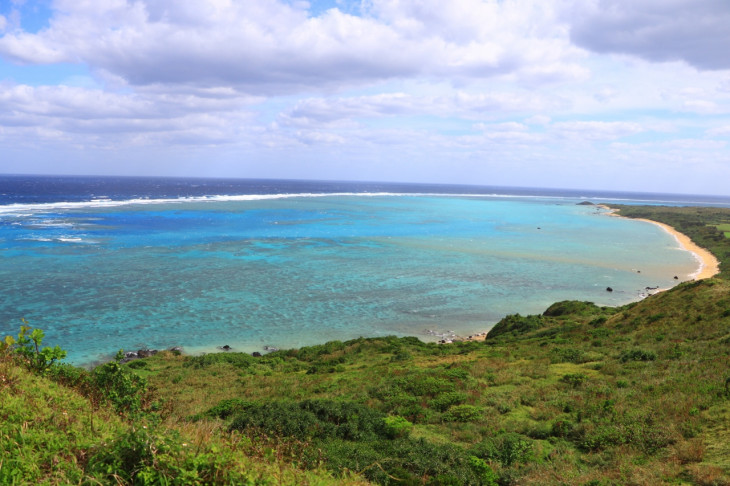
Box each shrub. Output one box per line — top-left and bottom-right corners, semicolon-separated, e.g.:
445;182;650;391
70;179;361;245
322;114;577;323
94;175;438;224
321;438;484;484
90;350;148;414
442;404;483;422
487;313;543;339
543;301;602;317
551;347;586;364
429;391;468;412
383;416;413;439
619;349;657;363
184;352;255;370
390;350;412;362
126;359;148;369
4;323;67;373
472;432;534;467
46;362;87;388
468;456;499;486
204;398;255;420
229;400;389;442
396;375;455;397
560;373;588;388
87;424;254;485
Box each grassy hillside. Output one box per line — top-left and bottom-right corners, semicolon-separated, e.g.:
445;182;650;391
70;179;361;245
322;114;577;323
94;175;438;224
2;205;730;485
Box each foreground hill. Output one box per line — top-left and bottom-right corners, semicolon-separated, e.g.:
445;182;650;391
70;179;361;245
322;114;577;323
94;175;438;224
2;205;730;485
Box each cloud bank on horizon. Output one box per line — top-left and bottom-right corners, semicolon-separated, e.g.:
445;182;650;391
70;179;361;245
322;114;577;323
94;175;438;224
0;0;729;195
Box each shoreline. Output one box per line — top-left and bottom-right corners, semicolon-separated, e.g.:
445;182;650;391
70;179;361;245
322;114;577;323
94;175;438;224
635;218;720;280
459;207;723;345
82;204;723;362
597;205;719;281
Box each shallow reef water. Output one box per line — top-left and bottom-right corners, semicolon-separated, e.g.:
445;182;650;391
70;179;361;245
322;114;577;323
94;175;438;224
0;177;705;364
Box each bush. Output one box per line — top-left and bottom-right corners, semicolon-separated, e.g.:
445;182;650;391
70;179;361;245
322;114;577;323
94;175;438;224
383;416;413;439
551;347;586;364
126;359;148;369
560;373;588;388
429;391;468;412
543;301;602;317
46;362;88;388
472;432;534;467
184;352;256;370
487;313;543;339
229;400;389;442
442;404;483;422
322;437;484;484
204;398;255;420
619;349;657;363
4;323;67;373
91;350;148;415
87;424;255;485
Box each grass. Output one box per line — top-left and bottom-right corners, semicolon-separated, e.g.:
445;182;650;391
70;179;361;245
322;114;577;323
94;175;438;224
714;223;730;237
2;204;730;484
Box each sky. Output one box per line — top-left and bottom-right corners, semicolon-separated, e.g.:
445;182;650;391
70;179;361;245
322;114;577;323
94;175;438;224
0;0;729;195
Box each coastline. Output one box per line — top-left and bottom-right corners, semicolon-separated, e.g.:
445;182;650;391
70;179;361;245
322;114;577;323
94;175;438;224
597;205;720;281
635;218;719;280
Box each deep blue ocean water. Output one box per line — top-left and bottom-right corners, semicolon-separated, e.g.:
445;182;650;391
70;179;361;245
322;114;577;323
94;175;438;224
2;175;729;365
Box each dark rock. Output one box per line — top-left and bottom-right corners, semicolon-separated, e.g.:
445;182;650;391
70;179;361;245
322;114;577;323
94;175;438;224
137;349;157;358
252;351;262;357
168;346;183;353
674;276;679;279
217;345;232;351
119;351;139;364
606;287;613;292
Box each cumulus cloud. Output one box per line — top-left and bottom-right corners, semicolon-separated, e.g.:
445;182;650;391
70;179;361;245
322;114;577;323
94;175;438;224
0;83;260;148
568;0;730;70
0;0;583;94
279;89;565;128
707;126;730;137
1;0;729;193
551;121;644;141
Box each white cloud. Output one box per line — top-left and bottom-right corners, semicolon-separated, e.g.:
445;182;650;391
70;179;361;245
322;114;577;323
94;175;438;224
525;115;551;125
707;126;730;137
0;0;583;94
551;121;644;141
0;0;729;194
0;83;260;149
682;99;719;114
567;0;730;70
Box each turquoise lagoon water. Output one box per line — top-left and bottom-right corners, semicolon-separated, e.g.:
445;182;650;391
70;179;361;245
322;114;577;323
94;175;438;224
0;179;705;364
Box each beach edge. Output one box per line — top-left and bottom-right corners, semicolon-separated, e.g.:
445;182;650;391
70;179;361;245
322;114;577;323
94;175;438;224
599;205;720;281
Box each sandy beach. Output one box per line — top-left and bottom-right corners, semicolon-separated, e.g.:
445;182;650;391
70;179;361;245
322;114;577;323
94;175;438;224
635;218;720;280
459;208;722;343
596;205;719;280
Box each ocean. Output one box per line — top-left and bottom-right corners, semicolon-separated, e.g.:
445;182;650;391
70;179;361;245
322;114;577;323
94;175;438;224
2;175;728;365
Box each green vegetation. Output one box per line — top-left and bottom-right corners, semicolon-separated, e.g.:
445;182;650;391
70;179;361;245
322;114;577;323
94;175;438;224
612;205;730;276
3;205;730;484
715;223;730;239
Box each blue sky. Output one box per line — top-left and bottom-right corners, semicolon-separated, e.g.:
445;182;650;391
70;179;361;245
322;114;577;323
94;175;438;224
1;0;729;195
